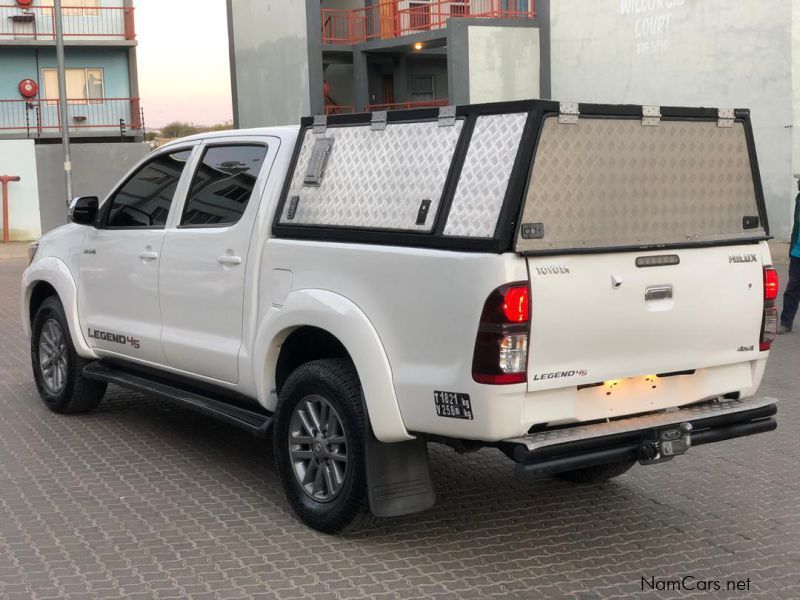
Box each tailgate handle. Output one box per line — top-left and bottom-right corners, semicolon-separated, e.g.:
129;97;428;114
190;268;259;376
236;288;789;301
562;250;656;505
645;285;673;301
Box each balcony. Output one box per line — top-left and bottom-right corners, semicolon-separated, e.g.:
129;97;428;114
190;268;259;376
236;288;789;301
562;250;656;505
321;0;534;45
365;99;449;111
0;97;142;138
0;4;135;42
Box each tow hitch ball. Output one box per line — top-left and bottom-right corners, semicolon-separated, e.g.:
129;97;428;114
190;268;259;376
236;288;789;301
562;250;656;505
638;422;692;465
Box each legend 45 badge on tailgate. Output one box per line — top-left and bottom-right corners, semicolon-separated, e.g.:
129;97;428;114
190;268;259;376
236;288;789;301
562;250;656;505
434;391;473;420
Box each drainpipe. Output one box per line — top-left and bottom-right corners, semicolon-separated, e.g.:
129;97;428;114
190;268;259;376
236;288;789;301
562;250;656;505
0;176;22;244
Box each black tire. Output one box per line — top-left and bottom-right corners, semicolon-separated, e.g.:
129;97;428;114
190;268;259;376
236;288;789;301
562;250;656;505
274;358;373;534
553;458;636;484
31;296;107;414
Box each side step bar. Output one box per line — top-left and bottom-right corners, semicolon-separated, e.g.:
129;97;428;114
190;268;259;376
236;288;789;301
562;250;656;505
83;362;274;437
507;397;777;479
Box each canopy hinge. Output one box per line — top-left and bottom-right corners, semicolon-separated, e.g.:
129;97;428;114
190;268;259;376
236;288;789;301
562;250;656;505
642;105;661;126
438;105;456;127
717;108;734;128
371;110;388;131
558;102;579;124
312;114;327;134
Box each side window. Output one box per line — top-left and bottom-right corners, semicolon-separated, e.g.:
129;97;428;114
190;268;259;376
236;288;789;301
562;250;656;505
106;149;192;228
180;145;268;227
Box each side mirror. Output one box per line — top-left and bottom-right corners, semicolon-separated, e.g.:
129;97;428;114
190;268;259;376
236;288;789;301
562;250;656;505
68;196;99;226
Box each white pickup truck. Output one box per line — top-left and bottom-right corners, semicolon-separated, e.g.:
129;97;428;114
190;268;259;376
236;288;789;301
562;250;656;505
22;100;779;533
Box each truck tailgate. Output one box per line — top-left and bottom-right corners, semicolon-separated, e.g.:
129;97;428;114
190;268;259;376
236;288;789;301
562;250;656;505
526;244;765;392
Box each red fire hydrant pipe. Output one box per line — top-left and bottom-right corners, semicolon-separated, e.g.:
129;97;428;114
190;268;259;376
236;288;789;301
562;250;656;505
1;175;22;244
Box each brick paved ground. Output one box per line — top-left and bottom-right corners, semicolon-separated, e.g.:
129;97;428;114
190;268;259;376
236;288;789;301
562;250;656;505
0;256;798;599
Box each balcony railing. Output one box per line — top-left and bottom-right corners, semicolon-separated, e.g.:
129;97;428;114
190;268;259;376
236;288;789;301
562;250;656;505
0;97;142;136
364;99;449;111
0;4;135;41
322;0;534;45
324;104;355;115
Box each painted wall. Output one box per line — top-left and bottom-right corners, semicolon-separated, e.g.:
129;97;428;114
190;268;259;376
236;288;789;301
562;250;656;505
550;0;794;241
0;47;131;99
324;63;355;108
468;25;540;104
0;140;41;241
35;142;151;233
229;0;314;127
406;56;449;102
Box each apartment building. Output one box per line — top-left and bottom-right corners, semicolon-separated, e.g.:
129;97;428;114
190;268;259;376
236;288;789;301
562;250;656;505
0;0;150;242
228;0;800;242
0;0;142;141
227;0;549;127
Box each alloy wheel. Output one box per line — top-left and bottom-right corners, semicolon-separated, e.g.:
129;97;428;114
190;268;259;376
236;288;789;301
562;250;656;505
288;394;349;502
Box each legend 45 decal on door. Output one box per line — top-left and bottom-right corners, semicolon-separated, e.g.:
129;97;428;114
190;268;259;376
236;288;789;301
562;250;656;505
434;391;473;420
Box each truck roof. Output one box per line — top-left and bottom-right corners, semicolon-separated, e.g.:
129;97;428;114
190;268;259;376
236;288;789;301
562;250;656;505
160;125;300;148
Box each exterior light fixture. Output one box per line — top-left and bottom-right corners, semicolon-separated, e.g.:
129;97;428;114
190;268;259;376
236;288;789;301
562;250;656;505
413;42;423;51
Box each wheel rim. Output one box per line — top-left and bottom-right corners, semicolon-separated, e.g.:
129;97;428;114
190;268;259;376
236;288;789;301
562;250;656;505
288;394;348;502
38;318;68;395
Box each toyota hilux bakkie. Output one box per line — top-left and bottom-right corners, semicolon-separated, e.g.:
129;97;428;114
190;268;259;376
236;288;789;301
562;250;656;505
22;100;779;533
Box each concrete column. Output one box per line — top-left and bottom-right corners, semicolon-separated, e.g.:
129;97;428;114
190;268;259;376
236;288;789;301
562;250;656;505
536;0;551;100
305;0;324;115
394;55;408;102
353;50;369;111
446;19;470;105
226;0;240;128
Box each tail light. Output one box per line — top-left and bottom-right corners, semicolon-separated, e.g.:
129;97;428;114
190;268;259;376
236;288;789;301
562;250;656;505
760;266;779;351
472;282;530;384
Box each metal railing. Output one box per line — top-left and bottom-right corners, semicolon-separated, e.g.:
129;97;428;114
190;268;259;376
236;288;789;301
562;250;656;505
0;97;142;136
324;104;355;115
364;99;449;111
0;4;135;41
322;0;534;45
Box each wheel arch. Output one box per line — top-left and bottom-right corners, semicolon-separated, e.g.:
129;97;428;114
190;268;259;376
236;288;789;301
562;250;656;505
22;257;96;358
253;288;412;443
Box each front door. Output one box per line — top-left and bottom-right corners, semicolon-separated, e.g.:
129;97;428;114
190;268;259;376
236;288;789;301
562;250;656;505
158;140;273;383
78;147;195;364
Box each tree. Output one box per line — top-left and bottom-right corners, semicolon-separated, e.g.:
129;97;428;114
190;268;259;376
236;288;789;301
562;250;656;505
160;121;201;139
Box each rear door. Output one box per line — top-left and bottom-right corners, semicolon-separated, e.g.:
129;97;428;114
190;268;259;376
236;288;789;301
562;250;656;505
516;113;768;390
158;138;275;383
526;245;765;391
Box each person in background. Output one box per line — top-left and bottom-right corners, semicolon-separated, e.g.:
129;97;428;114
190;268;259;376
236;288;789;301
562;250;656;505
778;176;800;333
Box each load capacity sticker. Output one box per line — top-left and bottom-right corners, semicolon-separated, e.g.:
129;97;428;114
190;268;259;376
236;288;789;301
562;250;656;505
434;391;473;420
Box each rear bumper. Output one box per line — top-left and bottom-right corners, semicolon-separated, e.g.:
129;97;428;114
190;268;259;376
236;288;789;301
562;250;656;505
506;396;777;479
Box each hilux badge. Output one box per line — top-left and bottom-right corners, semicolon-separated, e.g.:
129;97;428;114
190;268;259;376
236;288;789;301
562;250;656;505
729;253;757;264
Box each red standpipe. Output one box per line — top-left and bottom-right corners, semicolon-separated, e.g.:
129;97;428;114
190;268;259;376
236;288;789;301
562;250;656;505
1;176;22;244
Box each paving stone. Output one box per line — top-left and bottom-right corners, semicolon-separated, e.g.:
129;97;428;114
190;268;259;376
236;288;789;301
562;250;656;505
0;258;797;599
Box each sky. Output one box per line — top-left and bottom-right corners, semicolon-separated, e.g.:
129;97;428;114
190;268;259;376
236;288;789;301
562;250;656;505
136;0;233;129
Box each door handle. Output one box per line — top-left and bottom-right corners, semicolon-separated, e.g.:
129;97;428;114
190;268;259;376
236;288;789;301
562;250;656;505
217;255;242;266
138;251;158;260
645;285;673;301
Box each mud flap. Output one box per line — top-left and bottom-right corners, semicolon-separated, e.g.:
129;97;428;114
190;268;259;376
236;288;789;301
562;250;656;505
366;432;435;518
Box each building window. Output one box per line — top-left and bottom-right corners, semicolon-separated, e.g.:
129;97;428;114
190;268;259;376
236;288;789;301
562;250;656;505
43;68;105;104
40;0;100;16
409;75;435;102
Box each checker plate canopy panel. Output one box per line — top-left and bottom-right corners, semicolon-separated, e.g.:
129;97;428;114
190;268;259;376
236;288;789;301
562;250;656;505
279;119;463;232
444;112;528;238
515;116;764;253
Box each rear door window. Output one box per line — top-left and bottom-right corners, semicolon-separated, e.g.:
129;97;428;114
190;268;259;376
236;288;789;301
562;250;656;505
180;144;268;227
